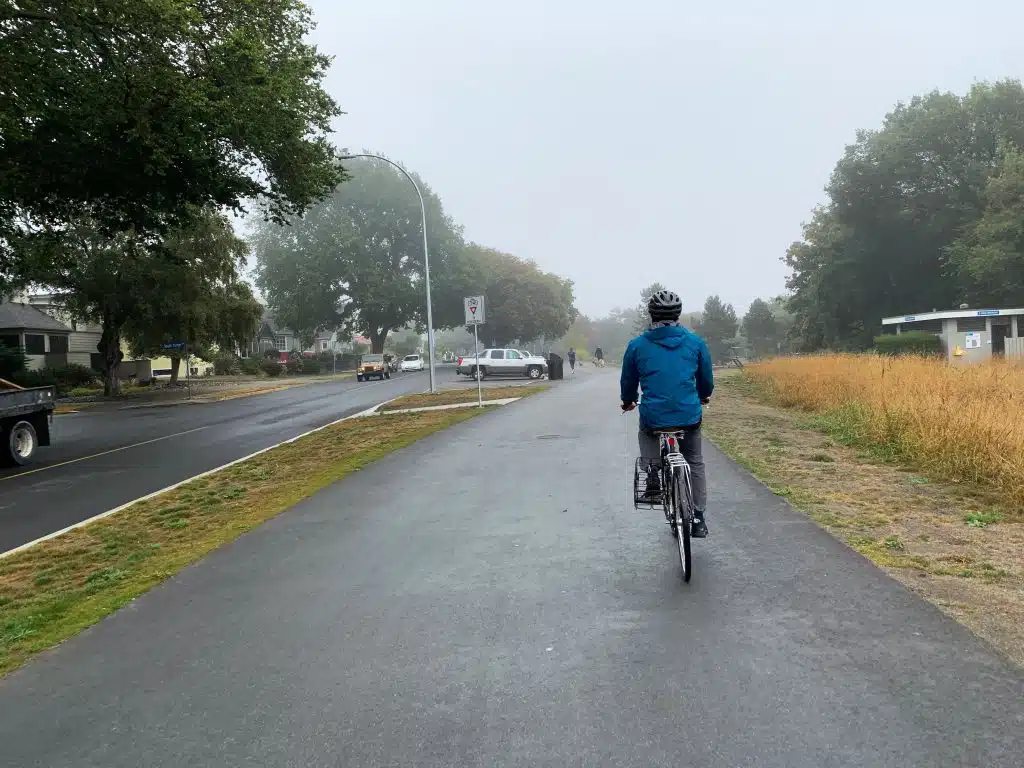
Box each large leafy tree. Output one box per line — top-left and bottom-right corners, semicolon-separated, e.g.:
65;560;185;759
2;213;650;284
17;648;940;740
253;156;465;352
785;80;1024;350
947;146;1024;306
695;295;738;363
742;298;779;359
15;209;255;395
124;215;262;385
0;0;342;293
462;246;577;347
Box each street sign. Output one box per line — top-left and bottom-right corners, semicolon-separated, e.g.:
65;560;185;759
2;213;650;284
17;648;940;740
463;295;486;325
161;341;186;351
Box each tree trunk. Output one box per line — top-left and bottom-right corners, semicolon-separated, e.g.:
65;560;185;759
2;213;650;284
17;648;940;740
169;355;181;386
98;318;123;397
369;329;388;354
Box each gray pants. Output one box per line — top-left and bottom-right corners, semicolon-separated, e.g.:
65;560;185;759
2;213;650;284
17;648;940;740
639;427;707;513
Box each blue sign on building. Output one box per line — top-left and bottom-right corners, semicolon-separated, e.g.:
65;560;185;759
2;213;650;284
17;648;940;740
976;310;1000;317
903;316;916;322
160;341;186;351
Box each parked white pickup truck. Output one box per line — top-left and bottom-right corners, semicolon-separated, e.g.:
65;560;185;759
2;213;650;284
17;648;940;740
456;348;548;380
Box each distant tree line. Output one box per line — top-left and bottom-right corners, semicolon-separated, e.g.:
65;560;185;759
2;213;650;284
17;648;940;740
252;157;577;353
784;79;1024;351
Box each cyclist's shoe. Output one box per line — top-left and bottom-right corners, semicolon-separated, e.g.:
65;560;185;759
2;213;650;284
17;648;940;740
691;516;709;538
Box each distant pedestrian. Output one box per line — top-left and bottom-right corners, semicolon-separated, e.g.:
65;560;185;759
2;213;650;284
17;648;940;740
567;347;577;373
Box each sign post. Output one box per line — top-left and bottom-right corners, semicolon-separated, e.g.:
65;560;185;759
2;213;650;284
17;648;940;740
463;296;486;408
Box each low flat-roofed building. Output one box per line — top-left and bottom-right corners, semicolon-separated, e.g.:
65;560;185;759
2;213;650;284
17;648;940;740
881;306;1024;363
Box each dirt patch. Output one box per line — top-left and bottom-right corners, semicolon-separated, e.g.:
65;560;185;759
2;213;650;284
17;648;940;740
0;408;484;678
704;373;1024;666
379;385;544;412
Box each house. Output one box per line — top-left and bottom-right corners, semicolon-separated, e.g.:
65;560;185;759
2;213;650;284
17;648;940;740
21;292;104;369
242;313;300;358
0;301;73;370
882;305;1024;363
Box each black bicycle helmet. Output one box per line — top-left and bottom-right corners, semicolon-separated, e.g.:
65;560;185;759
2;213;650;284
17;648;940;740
648;289;682;322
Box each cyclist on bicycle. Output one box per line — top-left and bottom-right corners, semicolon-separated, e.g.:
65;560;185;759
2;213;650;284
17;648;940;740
620;289;714;538
594;346;604;366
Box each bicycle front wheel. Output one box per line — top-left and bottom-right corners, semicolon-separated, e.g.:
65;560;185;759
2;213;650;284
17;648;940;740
673;468;692;583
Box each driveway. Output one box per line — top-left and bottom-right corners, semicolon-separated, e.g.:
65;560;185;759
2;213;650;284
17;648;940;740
1;369;1021;766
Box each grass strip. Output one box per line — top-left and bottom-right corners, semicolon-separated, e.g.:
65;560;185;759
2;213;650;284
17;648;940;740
378;385;545;412
704;372;1024;665
0;408;486;678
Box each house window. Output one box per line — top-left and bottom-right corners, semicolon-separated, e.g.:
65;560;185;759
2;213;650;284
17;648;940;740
320;340;328;351
0;334;19;350
276;335;288;350
49;335;69;354
24;334;45;355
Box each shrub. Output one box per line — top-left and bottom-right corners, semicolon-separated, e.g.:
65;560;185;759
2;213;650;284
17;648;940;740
285;356;305;375
302;358;321;375
10;364;98;394
263;348;280;360
0;344;28;379
260;360;282;377
239;357;260;375
11;368;56;389
874;331;942;357
213;355;241;376
48;363;98;389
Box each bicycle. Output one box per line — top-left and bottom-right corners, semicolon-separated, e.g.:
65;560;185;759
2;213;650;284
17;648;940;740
633;431;695;581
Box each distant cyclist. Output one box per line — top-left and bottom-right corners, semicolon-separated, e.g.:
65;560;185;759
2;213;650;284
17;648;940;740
620;289;714;538
594;346;604;367
567;347;577;373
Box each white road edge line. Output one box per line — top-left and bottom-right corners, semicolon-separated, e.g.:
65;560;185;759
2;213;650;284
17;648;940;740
0;396;401;560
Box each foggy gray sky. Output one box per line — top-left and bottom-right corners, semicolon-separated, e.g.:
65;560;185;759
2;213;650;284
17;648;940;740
305;0;1023;317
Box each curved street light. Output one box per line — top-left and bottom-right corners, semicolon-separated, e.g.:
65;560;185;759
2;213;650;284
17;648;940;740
340;153;437;394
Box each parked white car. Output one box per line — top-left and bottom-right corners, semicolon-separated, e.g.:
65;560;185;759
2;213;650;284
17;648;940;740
456;348;548;380
400;354;425;372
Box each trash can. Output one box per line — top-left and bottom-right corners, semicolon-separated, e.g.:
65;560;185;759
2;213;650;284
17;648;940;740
548;353;563;380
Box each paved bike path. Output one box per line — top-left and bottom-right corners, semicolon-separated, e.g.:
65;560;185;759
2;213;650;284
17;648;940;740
1;371;1021;766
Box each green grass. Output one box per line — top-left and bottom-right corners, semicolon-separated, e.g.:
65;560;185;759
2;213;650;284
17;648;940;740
0;408;488;678
964;510;1003;528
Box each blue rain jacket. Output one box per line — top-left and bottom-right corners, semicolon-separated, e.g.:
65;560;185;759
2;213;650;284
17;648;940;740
620;324;715;429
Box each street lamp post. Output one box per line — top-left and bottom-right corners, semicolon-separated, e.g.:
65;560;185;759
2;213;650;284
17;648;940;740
340;153;438;394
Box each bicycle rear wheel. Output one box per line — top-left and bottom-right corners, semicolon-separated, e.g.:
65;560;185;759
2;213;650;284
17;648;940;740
672;468;692;582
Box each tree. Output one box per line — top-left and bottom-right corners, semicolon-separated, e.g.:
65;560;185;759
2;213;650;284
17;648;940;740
253;156;465;353
947;146;1024;306
124;212;261;385
785;80;1024;350
742;298;779;359
0;0;342;252
15;209;256;395
388;328;423;358
462;246;577;347
695;296;738;363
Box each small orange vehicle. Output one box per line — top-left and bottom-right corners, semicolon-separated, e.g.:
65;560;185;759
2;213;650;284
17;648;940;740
356;353;391;382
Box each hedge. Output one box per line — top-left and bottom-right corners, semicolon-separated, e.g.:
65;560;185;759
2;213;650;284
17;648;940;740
874;331;943;356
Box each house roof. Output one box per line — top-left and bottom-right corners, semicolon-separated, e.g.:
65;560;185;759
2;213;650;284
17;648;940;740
0;302;72;333
882;307;1024;325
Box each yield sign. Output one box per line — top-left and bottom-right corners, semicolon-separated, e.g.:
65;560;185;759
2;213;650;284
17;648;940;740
463;295;486;325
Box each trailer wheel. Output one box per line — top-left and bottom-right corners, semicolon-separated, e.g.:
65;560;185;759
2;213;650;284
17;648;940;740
4;420;38;466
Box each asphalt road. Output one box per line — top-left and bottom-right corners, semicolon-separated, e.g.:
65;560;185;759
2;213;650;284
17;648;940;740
1;370;1022;767
0;370;434;553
